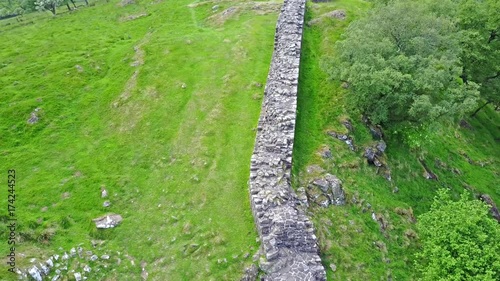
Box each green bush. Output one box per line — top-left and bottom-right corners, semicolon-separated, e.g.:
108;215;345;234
416;189;500;280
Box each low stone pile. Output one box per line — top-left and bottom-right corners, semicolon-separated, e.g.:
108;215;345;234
17;245;116;281
305;174;346;207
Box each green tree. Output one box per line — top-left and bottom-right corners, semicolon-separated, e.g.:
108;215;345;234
330;0;479;126
457;0;500;116
416;189;500;280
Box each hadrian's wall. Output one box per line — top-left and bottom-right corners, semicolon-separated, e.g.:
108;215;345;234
248;0;326;280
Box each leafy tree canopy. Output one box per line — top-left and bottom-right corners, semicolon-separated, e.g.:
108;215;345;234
416;189;500;280
330;0;481;126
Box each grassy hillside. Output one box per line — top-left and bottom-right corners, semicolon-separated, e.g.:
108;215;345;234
0;0;280;280
294;0;499;280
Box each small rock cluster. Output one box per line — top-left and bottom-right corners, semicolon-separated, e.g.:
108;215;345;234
361;117;392;181
328;130;356;151
305;174;346;207
248;0;326;280
363;141;387;167
17;245;116;281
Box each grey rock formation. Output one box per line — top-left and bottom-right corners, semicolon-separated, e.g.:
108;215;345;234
92;214;122;229
248;0;326;280
307;174;346;207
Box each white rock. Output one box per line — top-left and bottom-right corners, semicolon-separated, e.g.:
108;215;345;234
92;214;123;229
28;266;42;281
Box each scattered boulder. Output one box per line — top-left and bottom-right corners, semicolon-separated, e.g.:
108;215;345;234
119;0;135;6
103;201;111;207
101;187;108;198
373;213;392;237
478;194;500;223
121;13;148;22
363;116;384;140
328;131;356;151
376;141;387;154
329;263;337;272
364;147;382;167
325;9;346;20
318;145;332;159
307;174;346;207
418;158;438;180
341;119;354;133
75;65;84;73
459;119;473;130
92;214;123;229
28;266;43;281
27;108;41;124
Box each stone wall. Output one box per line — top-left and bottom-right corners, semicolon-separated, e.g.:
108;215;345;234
248;0;326;280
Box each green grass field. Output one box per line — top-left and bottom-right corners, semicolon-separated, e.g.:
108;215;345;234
294;0;499;280
1;1;280;280
1;0;499;280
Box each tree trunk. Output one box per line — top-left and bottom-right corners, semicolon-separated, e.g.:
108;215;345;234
50;4;56;15
66;3;71;11
70;0;76;8
470;100;492;117
84;0;89;5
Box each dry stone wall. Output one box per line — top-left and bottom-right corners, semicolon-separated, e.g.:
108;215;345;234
249;0;326;280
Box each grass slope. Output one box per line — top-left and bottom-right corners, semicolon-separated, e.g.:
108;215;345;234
0;1;279;280
294;0;499;280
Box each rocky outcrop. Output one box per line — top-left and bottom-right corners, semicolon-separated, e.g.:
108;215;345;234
248;0;326;280
307;174;346;207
